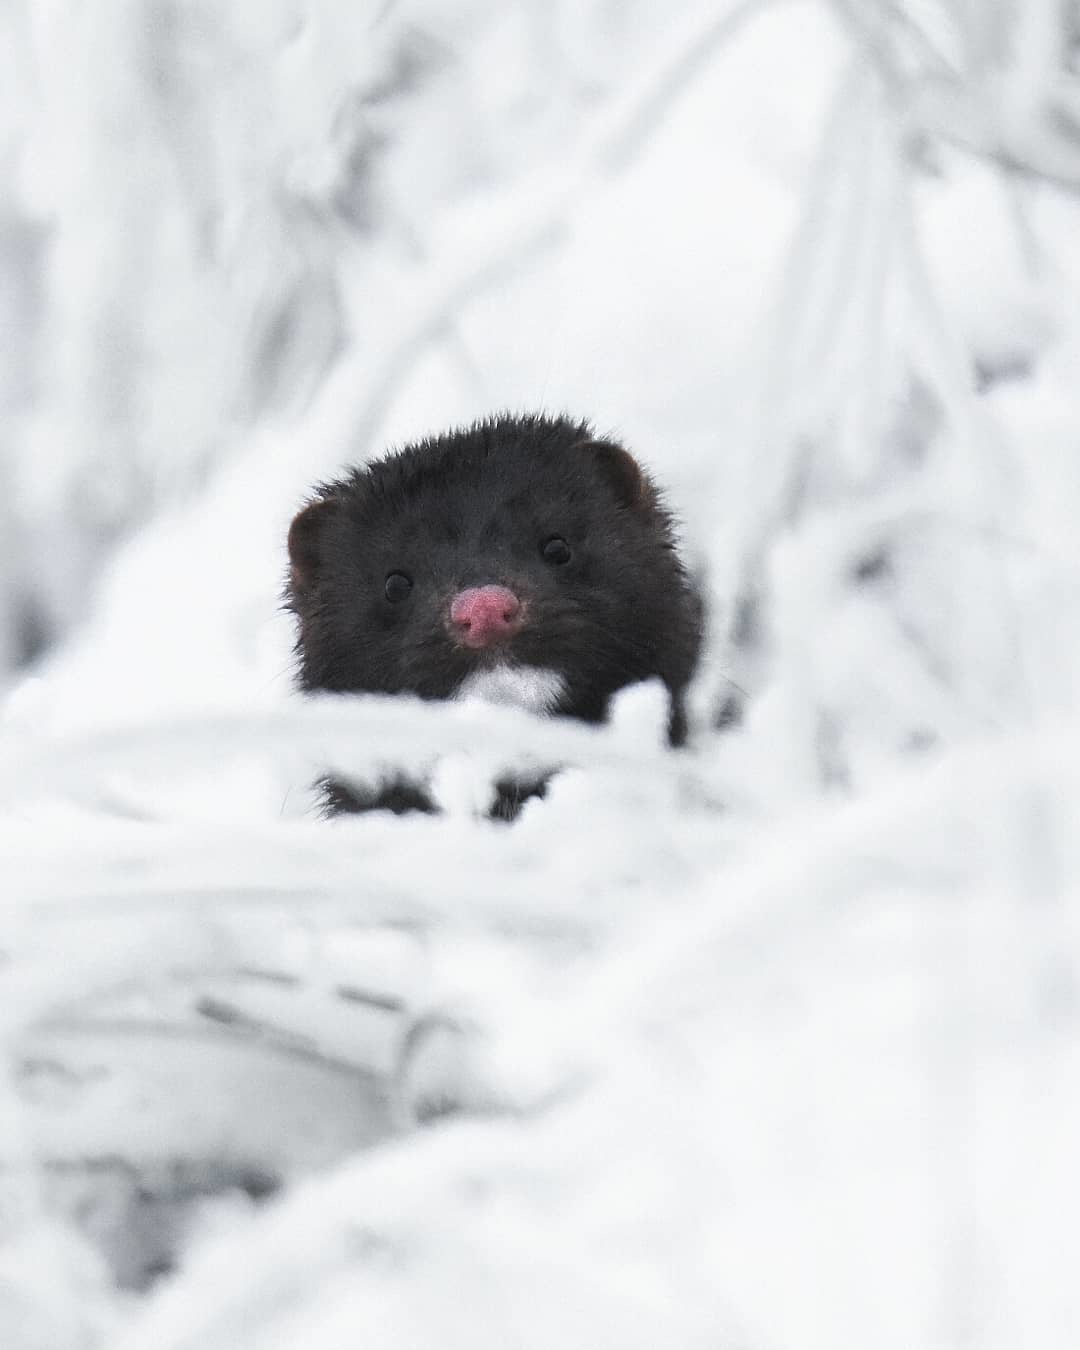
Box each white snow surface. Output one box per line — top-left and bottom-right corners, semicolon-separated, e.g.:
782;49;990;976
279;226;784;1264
2;2;1080;1347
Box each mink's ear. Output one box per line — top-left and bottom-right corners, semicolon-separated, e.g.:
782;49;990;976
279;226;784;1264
580;439;654;513
287;496;338;596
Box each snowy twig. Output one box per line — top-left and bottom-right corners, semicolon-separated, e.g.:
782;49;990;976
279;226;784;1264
323;0;786;463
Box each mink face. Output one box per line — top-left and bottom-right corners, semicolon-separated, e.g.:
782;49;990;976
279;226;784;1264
286;413;702;812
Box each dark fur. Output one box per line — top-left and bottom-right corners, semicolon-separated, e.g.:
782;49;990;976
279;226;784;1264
286;413;702;816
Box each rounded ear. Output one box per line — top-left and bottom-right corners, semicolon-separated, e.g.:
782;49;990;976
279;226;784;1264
580;439;654;513
287;496;338;596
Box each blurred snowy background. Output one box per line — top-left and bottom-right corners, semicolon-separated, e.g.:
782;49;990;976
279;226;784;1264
2;0;1080;1345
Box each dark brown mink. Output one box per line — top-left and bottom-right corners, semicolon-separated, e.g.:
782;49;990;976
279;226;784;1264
285;412;703;818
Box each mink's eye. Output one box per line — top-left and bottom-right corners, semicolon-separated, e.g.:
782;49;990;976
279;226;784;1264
540;535;571;566
384;571;413;603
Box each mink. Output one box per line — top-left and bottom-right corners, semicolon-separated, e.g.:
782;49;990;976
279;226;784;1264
286;412;703;818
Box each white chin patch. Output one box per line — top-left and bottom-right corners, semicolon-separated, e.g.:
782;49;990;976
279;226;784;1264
454;666;566;716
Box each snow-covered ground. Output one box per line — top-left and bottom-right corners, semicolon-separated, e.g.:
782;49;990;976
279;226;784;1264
2;2;1079;1346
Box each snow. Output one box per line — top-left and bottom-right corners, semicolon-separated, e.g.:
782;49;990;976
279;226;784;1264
2;1;1079;1346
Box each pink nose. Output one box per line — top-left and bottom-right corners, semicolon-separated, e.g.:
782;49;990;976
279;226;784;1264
449;585;522;648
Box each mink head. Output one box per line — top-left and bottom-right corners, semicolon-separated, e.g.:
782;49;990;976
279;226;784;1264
286;413;701;739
